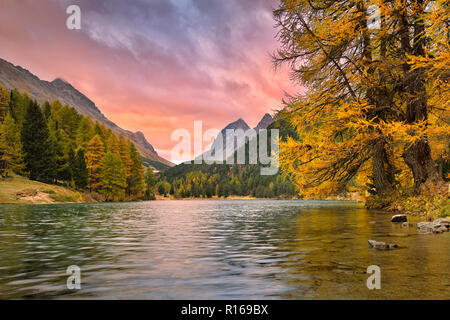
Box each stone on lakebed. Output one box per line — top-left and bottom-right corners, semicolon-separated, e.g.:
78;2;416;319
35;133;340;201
368;240;398;250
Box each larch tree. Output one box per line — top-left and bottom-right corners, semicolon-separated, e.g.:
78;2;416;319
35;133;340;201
86;134;106;191
0;112;25;177
99;152;127;202
144;167;156;200
107;133;120;157
127;142;145;198
0;85;10;123
118;134;133;176
273;0;448;198
76;117;94;149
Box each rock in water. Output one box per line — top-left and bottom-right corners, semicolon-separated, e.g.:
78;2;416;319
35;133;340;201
418;219;450;234
434;226;448;234
391;214;407;222
417;222;434;233
368;240;398;250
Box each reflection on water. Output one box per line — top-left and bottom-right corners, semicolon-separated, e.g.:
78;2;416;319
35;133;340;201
0;200;448;299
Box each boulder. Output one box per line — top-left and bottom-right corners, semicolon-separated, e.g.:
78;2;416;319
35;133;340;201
433;226;448;234
368;240;398;250
432;219;450;229
418;220;450;234
391;214;407;223
417;222;434;233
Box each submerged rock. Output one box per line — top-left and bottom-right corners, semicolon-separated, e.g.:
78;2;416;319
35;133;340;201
391;214;407;223
402;222;414;228
368;240;398;250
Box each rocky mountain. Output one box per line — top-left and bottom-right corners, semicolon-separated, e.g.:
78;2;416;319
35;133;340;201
196;113;273;162
255;113;273;131
0;58;173;168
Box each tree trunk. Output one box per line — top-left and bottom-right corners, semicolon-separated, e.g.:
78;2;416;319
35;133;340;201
399;1;444;194
372;140;394;195
403;140;443;193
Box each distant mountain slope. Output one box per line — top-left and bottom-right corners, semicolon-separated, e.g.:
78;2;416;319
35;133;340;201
196;113;273;161
0;58;174;168
254;113;273;131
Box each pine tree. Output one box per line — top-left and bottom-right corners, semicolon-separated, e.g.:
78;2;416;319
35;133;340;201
127;142;145;198
66;148;75;186
0;112;25;177
118;135;132;176
99;152;127;201
107;133;120;156
21;100;57;183
42;101;51;121
8;89;29;124
0;85;10;123
144;168;156;199
75;117;94;149
48;118;71;183
85;134;106;191
73;148;88;189
0;122;11;178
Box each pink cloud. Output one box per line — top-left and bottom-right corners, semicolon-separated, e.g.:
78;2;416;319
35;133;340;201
0;0;300;162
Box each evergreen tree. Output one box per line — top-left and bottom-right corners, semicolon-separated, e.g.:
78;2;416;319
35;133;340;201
42;101;51;121
127;142;145;198
107;133;120;156
144;168;156;200
73;148;88;189
21;100;57;183
85;134;105;191
0;122;12;178
0;85;10;123
48;118;71;183
99;152;127;201
0;112;25;177
118;135;132;176
76;117;94;149
8;89;30;123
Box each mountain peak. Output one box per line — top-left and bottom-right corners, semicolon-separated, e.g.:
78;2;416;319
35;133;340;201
52;77;69;85
0;57;173;167
224;118;250;131
254;113;273;130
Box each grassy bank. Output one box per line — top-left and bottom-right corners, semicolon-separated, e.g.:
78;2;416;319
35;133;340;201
366;191;449;220
0;175;84;204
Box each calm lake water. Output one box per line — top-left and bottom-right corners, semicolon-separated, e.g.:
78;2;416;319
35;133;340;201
0;200;448;299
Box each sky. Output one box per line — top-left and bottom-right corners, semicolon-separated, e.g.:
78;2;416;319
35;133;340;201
0;0;298;162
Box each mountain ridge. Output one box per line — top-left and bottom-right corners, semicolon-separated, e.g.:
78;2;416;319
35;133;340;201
195;113;273;162
0;58;173;168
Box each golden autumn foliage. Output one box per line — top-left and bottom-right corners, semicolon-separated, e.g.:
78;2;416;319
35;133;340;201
86;134;106;191
274;0;449;201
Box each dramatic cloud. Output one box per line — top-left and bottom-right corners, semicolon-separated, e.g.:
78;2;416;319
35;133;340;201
0;0;298;161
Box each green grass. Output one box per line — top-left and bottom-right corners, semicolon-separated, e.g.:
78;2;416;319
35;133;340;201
0;174;83;204
366;191;449;220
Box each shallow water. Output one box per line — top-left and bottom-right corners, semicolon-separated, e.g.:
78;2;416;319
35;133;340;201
0;200;448;299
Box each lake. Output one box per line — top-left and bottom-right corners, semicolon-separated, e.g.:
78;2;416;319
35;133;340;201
0;200;448;299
